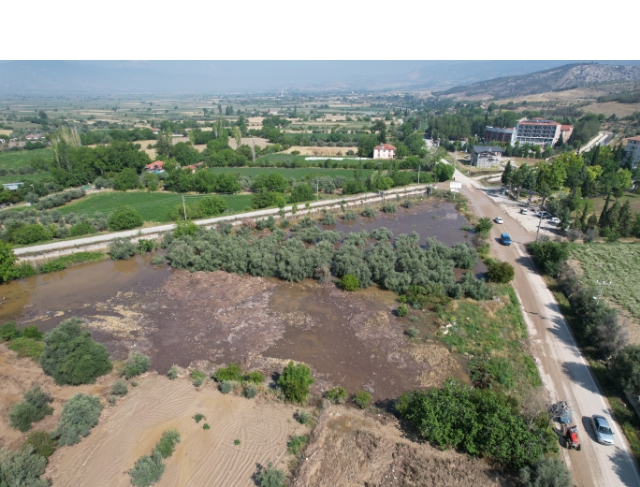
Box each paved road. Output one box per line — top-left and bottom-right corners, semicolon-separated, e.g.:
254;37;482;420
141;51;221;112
580;132;609;153
456;169;640;487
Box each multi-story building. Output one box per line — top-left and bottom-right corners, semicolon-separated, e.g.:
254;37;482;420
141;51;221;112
625;136;640;166
471;146;503;168
373;143;396;159
560;125;574;145
515;119;561;147
485;126;516;145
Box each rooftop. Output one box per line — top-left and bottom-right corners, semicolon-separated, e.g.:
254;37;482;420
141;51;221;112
517;119;559;126
473;145;504;154
376;143;396;150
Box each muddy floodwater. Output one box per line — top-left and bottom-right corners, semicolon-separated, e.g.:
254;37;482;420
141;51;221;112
0;201;477;400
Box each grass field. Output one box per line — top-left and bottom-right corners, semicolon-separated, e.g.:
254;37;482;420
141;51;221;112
207;166;375;179
0;171;51;185
589;192;640;215
0;148;53;170
58;191;253;223
570;242;640;320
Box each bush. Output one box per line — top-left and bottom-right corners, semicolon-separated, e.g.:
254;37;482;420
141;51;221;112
0;446;49;487
12;224;51;245
294;410;311;425
167;365;179;380
137;239;156;253
528;240;570;276
8;337;44;361
213;362;243;382
611;345;640;394
113;168;140;191
406;327;420;338
108;206;143;231
487;261;515;283
381;203;397;214
8;386;53;432
54;393;103;446
24;431;57;458
108;238;136;260
402;199;414;209
122;351;150;379
191;369;206;387
203;423;210;430
112;380;128;396
37;260;65;274
197;196;227;217
21;325;43;340
290;183;314;203
354;390;371;409
519;457;572;487
108;395;116;406
342;209;357;220
278;361;314;403
255;462;286;487
131;380;138;387
339;274;360;291
397;305;408;317
0;321;20;341
325;386;347;404
361;207;376;218
151;255;165;266
475;217;493;234
320;212;337;225
193;413;205;423
129;451;165;487
174;219;198;238
69;221;95;237
154;429;180;459
40;317;112;385
219;380;233;394
244;370;265;384
243;384;257;399
287;435;307;456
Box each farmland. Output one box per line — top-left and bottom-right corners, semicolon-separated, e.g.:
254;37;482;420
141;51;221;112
58;191;253;222
207;166;374;180
0;148;52;170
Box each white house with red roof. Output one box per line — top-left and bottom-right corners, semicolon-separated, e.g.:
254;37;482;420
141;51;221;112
373;143;396;159
25;134;44;140
145;161;165;173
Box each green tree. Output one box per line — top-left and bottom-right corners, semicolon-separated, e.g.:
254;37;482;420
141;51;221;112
54;393;103;446
255;462;286;487
519;457;573;487
108;206;143;230
487;261;515;283
113;168;140;191
0;242;17;283
618;199;633;237
122;351;150;379
611;345;640;394
502;160;514;186
8;386;53;432
290;183;314;203
433;163;455;182
129;451;165;487
278;361;315;403
475;217;493;235
40;317;112;385
12;224;51;245
0;446;49;487
339;274;360;291
197;196;227;217
357;134;379;158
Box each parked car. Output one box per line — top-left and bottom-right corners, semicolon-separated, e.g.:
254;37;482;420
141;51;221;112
591;415;614;445
494;217;503;224
536;211;550;218
550;217;561;225
520;208;528;215
501;233;511;246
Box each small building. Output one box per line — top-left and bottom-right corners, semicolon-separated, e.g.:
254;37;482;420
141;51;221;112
2;182;24;191
25;134;43;140
150;128;159;135
625;136;640;167
268;110;278;116
373;143;396;159
144;161;165;173
471;146;503;168
485;126;516;145
560;125;574;144
181;162;203;174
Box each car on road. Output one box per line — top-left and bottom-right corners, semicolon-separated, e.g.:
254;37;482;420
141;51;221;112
550;217;561;225
536;211;550;218
501;233;511;246
494;217;503;224
520;208;528;214
591;415;614;445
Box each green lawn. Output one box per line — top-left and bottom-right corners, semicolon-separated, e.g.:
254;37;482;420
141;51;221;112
570;242;640;320
208;166;374;180
58;191;253;223
0;148;53;170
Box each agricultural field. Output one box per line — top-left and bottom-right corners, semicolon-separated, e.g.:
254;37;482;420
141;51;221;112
58;191;253;222
207;166;374;180
0;148;52;170
589;192;640;215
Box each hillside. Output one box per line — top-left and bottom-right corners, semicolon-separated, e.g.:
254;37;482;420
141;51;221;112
434;63;640;99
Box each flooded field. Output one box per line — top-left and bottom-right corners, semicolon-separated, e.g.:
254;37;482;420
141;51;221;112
0;201;478;401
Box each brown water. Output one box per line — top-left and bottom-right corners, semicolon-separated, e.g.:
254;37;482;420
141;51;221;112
0;201;475;401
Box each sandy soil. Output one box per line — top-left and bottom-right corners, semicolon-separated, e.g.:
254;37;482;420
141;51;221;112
47;374;309;487
293;407;512;487
283;146;358;156
0;344;116;451
581;102;640;118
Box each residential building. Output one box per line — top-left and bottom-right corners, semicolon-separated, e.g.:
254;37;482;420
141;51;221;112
25;134;44;140
150;128;159;135
625;136;640;166
373;143;396;159
485;126;516;145
515;119;561;147
182;162;203;174
144;161;165;173
560;125;574;144
471;146;503;168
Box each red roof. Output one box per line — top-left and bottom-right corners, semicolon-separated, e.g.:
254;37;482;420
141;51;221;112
560;125;573;131
145;160;164;170
628;136;640;142
376;143;396;150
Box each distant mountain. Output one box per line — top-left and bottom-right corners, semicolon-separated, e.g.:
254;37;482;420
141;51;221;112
433;63;640;99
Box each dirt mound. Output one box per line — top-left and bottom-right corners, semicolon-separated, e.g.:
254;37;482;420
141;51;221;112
46;374;309;487
293;408;512;487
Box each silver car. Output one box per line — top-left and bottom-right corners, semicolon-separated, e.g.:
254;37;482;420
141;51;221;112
592;415;614;445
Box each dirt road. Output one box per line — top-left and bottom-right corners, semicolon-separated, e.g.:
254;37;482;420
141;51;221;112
456;169;640;487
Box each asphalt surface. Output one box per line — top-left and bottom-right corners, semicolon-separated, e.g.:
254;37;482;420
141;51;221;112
457;169;640;487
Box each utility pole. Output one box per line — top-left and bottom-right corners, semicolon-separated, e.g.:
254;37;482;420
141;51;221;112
535;212;543;243
594;280;612;306
182;195;187;220
418;164;420;184
316;180;319;201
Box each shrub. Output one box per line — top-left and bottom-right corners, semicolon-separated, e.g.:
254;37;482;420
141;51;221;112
519;457;572;487
290;183;314;203
203;423;210;430
0;446;48;487
131;380;138;387
129;451;165;487
197;196;227;217
475;217;493;234
213;362;243;382
113;168;140;191
342;209;357;220
12;224;51;245
528;240;570;276
167;365;179;380
406;327;420;338
320;212;337;225
354;390;371;409
108;238;136;260
137;239;156;253
278;361;314;403
38;260;66;274
369;227;393;240
397;305;408;317
112;380;128;396
8;386;53;432
54;225;70;239
191;370;206;387
108;395;116;406
69;221;95;237
0;321;20;341
193;413;205;423
8;337;44;361
287;435;307;456
244;370;265;384
243;384;257;399
24;431;57;458
21;325;43;340
174;219;198;238
325;386;347;404
339;274;360;291
361;207;376;217
151;255;165;266
122;351;150;379
234;439;240;445
279;219;290;229
381;203;397;214
108;206;143;231
487;261;515;283
40;317;112;385
611;345;640;394
402;199;414;209
220;380;233;394
294;410;311;425
54;393;103;446
154;429;180;459
255;462;286;487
